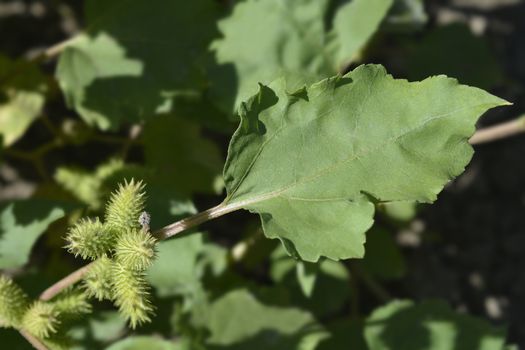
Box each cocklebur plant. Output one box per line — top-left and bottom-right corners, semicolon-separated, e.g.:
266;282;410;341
2;64;514;350
105;179;147;235
82;255;114;301
0;275;90;348
0;275;29;328
65;217;113;260
67;179;157;328
0;180;157;348
21;301;60;339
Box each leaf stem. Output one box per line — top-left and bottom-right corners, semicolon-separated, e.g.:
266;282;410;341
470;115;525;145
29;36;76;64
154;201;243;240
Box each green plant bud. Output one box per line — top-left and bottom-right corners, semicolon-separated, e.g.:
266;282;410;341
0;275;30;328
51;287;92;319
112;262;154;329
22;301;60;339
83;256;114;301
115;228;157;271
105;179;146;235
65;218;114;260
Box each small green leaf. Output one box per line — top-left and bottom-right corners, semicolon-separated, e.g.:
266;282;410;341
0;55;47;146
223;64;508;261
205;289;328;349
0;200;66;269
365;300;507;350
384;0;427;32
378;200;417;222
328;0;394;66
68;310;127;347
296;261;318;298
55;0;222;130
270;246;350;317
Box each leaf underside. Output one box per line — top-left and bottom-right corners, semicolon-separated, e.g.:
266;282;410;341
223;64;508;262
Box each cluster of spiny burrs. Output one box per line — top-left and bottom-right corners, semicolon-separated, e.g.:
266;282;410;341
65;179;157;328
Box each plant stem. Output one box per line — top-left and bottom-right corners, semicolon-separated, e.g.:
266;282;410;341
29;37;76;64
19;330;48;350
39;201;242;301
40;262;94;301
470;115;525;145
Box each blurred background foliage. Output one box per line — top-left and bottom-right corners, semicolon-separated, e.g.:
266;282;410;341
0;0;524;348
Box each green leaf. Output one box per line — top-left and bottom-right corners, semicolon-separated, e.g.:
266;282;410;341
296;261;318;298
147;232;226;301
364;300;507;350
56;0;221;130
69;311;127;347
223;64;508;261
106;336;189;350
0;200;66;269
147;233;203;298
209;0;392;113
384;0;427;32
205;289;328;349
270;246;350;317
0;55;47;146
378;200;417;222
328;0;394;66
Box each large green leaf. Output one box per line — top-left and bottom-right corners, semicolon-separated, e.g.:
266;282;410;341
0;55;47;146
222;64;508;261
0;200;66;269
208;0;393;113
56;0;222;130
364;300;507;350
205;289;328;350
